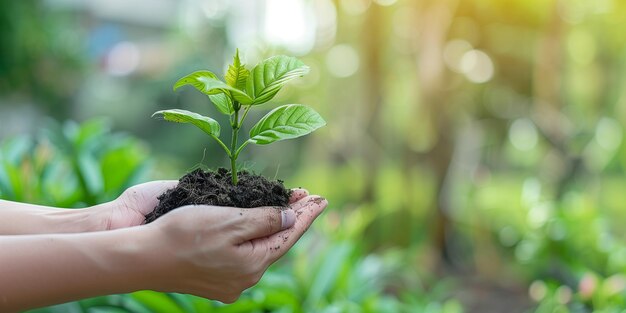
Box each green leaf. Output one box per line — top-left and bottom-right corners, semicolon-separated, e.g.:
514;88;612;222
305;243;353;308
78;295;119;308
174;71;253;104
120;296;153;313
246;56;309;105
192;299;215;312
169;293;196;313
0;166;12;198
173;70;218;92
75;118;110;150
248;104;325;145
77;151;104;198
153;109;221;137
87;307;129;313
25;302;83;313
4;136;33;165
209;93;234;115
100;139;148;197
225;49;249;91
130;291;186;313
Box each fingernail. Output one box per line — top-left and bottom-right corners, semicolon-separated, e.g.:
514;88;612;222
281;209;296;230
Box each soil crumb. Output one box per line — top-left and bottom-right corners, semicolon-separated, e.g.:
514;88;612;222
145;168;291;223
309;197;326;205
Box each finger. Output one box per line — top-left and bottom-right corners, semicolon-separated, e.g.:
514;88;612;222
288;195;318;210
252;196;327;263
289;188;309;204
143;180;179;197
121;180;178;214
233;207;296;243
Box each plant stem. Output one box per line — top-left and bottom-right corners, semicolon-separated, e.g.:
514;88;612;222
211;135;231;158
234;140;250;160
239;105;252;125
230;132;238;185
230;105;240;185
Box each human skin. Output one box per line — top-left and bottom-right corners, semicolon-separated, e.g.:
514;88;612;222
0;182;326;312
0;181;182;235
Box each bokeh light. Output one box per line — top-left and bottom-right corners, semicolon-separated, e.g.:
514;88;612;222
595;117;623;151
460;49;494;83
509;118;539;151
105;41;140;76
325;44;360;78
340;0;371;16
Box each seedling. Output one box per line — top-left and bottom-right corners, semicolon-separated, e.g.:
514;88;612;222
154;50;325;185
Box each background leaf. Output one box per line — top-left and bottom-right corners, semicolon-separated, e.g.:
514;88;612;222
77;151;103;197
246;56;309;105
248;104;325;145
86;307;129;313
153;109;221;137
130;291;186;313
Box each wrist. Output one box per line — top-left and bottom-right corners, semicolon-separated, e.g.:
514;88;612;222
45;205;111;233
66;206;109;233
98;226;161;292
86;202;116;231
70;225;168;294
132;223;179;292
0;226;166;311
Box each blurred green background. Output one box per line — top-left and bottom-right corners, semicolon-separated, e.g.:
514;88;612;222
1;0;626;312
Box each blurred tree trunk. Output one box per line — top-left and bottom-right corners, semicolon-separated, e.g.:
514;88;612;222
409;0;458;268
360;4;383;204
533;3;565;112
532;0;566;143
532;0;579;201
532;1;584;289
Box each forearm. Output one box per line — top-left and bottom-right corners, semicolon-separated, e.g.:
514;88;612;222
0;227;160;312
0;200;109;235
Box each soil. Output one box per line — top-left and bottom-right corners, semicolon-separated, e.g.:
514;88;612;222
144;168;292;223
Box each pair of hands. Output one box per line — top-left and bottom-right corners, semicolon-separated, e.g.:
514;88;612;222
100;181;327;303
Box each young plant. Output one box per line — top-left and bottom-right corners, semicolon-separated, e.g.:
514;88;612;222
154;50;325;185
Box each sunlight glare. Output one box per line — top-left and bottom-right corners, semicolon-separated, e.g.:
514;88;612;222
264;0;315;54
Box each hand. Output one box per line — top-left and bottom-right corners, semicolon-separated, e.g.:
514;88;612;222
143;189;326;303
0;188;321;311
100;182;309;230
99;181;178;230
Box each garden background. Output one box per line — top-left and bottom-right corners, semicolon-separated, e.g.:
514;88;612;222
1;0;626;312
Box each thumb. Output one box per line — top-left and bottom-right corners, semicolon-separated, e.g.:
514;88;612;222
234;207;296;243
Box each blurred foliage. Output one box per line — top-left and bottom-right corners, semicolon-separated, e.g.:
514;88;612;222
0;119;150;206
2;0;626;311
0;1;85;117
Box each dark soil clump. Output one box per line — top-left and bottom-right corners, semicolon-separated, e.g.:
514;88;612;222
144;168;291;223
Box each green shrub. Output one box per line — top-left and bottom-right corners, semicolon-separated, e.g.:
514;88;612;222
0;118;150;206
